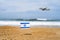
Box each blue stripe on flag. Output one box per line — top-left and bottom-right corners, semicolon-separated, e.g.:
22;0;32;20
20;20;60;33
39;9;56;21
20;27;30;28
20;23;29;24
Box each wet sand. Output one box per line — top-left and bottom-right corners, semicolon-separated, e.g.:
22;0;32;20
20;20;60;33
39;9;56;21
0;26;60;40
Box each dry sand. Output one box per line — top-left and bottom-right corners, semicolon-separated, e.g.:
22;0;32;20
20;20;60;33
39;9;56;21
0;26;60;40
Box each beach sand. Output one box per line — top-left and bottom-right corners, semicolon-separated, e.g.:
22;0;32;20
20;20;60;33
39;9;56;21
0;26;60;40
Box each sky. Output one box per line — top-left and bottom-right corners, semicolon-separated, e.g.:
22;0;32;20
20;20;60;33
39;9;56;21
0;0;60;19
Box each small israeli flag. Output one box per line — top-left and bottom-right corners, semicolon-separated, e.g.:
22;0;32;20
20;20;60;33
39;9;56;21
20;22;30;28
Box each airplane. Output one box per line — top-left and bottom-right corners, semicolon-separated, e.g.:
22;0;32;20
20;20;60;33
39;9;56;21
39;7;50;11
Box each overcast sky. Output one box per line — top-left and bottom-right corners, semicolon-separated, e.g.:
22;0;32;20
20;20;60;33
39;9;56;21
0;0;60;19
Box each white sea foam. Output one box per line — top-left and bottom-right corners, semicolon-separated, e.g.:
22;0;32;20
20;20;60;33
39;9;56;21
0;21;60;26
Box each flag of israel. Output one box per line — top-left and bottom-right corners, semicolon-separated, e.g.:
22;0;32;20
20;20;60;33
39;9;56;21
20;22;30;28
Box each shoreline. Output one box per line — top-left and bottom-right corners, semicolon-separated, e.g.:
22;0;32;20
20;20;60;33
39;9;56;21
0;25;60;28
